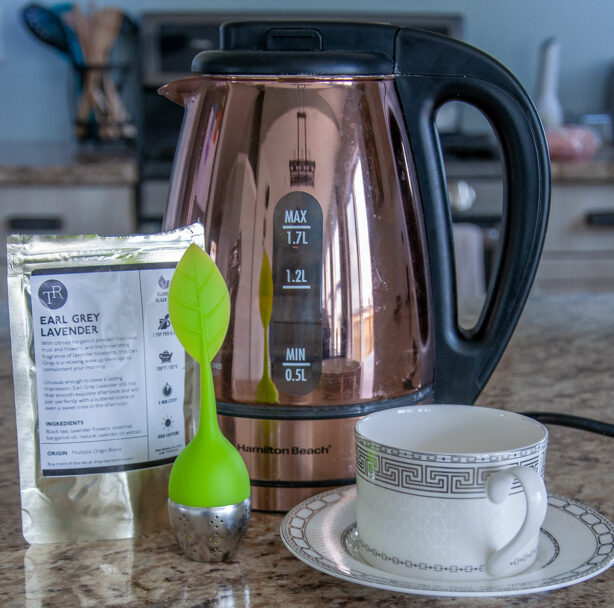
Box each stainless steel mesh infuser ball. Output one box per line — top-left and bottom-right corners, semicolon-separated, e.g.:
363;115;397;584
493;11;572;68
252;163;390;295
168;498;251;562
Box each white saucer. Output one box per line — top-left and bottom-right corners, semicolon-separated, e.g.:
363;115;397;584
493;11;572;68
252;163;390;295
280;486;614;597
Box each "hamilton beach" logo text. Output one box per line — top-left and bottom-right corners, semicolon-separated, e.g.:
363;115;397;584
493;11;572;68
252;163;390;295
236;443;331;456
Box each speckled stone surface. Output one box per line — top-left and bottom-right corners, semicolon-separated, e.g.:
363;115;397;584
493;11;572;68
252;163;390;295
0;294;612;607
2;141;614;187
550;158;614;182
549;147;614;182
0;142;137;185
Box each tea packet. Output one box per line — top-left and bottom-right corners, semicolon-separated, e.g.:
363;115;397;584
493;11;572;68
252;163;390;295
7;224;204;543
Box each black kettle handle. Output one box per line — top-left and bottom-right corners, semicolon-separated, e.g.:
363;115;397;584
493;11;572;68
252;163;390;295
394;29;550;404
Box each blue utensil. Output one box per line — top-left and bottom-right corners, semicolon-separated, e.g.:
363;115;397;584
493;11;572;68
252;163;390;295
21;3;72;62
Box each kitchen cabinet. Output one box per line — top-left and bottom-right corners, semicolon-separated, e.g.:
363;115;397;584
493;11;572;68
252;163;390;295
0;144;138;236
450;157;614;294
533;182;614;293
0;142;138;300
0;183;136;302
0;184;136;243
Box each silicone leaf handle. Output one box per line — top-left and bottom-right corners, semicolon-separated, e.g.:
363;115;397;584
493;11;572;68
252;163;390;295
168;243;230;363
486;466;548;577
168;243;250;508
394;29;550;404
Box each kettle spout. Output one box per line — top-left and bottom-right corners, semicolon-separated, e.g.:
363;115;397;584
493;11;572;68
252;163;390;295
158;82;183;106
158;76;206;106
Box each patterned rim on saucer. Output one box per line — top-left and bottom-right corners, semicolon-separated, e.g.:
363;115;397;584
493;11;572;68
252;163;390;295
280;486;614;597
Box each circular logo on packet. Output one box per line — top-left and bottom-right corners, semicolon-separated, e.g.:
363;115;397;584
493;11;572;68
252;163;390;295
38;279;68;310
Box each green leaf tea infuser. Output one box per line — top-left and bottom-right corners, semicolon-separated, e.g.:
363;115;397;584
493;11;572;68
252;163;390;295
167;244;251;562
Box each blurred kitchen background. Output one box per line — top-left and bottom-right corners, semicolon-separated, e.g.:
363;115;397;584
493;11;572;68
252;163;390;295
2;0;614;302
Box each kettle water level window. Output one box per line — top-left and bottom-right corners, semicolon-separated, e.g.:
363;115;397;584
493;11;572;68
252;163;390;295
271;192;323;396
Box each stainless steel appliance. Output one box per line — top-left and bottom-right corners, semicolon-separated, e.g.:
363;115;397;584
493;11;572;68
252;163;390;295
160;20;549;511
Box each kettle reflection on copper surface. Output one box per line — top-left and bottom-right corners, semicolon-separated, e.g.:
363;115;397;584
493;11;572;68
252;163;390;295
161;21;550;511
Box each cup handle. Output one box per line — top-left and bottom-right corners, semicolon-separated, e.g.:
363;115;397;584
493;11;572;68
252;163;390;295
485;466;548;577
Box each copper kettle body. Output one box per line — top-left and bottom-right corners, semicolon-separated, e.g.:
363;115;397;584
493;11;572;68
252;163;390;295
161;22;550;510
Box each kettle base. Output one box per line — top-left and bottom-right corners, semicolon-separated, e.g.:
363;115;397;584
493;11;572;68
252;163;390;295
250;482;354;513
218;389;434;512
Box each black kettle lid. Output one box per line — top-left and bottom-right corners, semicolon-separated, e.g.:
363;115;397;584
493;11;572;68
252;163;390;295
191;21;400;76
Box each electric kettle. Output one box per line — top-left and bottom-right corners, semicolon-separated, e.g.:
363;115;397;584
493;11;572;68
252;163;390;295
161;21;550;511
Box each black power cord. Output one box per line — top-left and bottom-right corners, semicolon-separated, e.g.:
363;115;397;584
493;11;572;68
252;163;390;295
521;412;614;438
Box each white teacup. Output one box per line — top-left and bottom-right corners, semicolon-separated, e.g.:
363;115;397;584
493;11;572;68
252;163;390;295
355;405;548;581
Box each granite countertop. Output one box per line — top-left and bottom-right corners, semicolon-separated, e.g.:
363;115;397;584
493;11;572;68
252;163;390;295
550;154;614;182
0;142;137;186
442;151;614;183
3;141;614;188
0;294;612;607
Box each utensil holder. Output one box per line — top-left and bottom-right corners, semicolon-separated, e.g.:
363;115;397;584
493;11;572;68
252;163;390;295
74;63;136;142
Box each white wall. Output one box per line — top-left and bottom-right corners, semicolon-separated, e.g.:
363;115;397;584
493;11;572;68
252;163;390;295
1;0;613;142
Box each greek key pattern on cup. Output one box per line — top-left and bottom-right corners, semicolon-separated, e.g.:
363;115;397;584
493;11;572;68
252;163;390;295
355;435;547;498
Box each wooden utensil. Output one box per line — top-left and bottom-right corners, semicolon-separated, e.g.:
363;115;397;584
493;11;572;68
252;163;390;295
71;6;134;140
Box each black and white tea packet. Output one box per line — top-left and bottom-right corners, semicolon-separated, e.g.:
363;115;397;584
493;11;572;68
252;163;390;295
7;224;204;543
